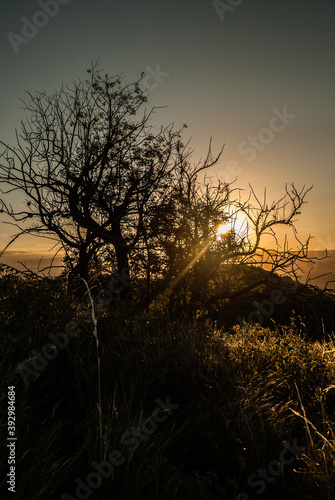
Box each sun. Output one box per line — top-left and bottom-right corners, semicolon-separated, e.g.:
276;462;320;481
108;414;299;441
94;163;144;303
216;214;248;241
217;223;232;236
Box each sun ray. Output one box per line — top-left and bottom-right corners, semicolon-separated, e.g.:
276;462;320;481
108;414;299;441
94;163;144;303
171;240;212;289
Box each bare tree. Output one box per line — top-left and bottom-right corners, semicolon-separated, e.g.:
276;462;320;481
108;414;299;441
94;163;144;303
146;168;332;310
0;64;331;310
0;65;191;281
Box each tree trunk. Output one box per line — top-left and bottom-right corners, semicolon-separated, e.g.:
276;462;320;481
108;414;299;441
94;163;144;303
76;248;90;281
115;245;131;298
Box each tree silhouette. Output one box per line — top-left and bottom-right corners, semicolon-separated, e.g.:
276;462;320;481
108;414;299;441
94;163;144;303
0;65;331;308
0;65;202;280
145;164;328;310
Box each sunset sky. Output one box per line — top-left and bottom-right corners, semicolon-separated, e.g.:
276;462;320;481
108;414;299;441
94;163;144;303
0;0;334;271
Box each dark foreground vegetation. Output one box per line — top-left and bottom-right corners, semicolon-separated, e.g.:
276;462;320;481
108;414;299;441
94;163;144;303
1;65;335;498
1;267;335;500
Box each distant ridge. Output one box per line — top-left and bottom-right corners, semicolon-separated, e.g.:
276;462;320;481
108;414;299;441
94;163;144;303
1;249;335;286
0;251;64;276
298;249;335;289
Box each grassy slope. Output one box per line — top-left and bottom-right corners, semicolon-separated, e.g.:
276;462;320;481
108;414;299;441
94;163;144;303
0;275;335;499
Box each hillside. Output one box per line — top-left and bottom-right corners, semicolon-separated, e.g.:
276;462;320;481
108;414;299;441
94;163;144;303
0;272;335;499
